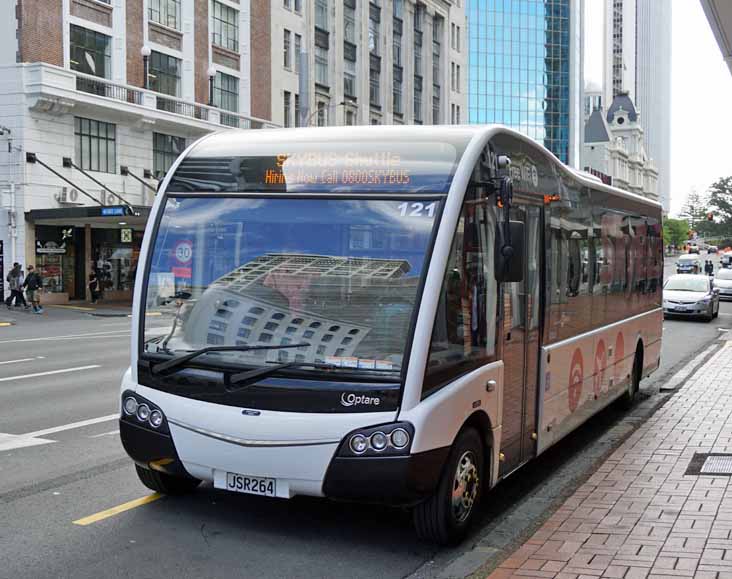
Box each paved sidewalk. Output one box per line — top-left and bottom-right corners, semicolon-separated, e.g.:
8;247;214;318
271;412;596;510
488;341;732;579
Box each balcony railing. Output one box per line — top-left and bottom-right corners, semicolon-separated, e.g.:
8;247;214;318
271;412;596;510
67;68;277;129
76;74;143;105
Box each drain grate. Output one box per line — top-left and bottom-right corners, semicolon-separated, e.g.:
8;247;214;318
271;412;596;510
686;453;732;476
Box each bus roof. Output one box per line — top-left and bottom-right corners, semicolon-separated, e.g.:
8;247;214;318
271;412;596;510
173;125;662;210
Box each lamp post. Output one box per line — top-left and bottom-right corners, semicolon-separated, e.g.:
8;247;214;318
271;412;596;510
207;67;217;106
141;45;151;90
306;100;347;127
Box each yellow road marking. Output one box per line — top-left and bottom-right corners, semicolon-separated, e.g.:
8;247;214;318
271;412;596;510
73;493;162;526
48;305;97;312
145;312;162;317
0;322;12;327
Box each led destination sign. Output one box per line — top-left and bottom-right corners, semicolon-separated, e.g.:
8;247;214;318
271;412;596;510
166;142;457;194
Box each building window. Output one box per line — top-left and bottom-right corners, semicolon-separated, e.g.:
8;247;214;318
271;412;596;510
284;0;290;9
153;133;185;180
393;0;403;19
344;0;357;44
284;91;291;127
414;77;423;123
284;29;292;69
368;3;380;55
294;94;300;126
393;21;402;66
294;33;302;73
294;0;302;12
315;45;329;86
317;101;327;127
369;58;380;107
74;117;116;174
432;16;442;123
432;83;440;124
70;25;111;79
315;0;328;30
213;71;239;112
344;58;356;98
148;0;181;30
345;110;355;125
149;51;181;97
393;65;403;114
212;0;239;52
456;64;460;93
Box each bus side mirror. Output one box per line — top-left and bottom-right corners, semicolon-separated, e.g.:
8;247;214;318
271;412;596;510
495;220;525;283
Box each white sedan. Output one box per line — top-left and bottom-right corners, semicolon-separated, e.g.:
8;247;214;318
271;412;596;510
663;274;719;322
714;268;732;300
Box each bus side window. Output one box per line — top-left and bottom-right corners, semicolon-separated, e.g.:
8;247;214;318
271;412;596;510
422;192;498;398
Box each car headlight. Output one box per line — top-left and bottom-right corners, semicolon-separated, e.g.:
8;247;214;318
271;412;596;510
339;422;414;457
120;390;169;434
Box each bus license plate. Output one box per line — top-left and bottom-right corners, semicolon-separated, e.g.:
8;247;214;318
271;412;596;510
220;472;276;497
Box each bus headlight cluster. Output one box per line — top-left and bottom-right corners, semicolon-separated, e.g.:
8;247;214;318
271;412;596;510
341;423;414;457
121;391;168;433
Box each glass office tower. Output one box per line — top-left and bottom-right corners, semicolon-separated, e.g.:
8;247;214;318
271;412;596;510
468;0;571;164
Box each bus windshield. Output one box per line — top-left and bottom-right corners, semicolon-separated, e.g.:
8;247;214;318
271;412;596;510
142;196;439;377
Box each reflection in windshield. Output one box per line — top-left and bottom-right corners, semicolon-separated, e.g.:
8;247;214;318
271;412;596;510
143;197;438;374
665;278;709;293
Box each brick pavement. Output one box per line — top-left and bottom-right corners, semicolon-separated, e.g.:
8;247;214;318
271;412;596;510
487;342;732;579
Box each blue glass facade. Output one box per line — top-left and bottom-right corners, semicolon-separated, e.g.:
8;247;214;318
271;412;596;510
467;0;571;163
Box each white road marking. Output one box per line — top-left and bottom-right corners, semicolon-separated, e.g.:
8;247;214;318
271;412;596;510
0;365;101;383
0;433;55;452
0;330;130;344
23;413;118;438
0;357;39;366
89;429;120;438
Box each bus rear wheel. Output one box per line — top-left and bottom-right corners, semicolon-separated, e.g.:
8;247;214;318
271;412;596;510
135;464;201;495
413;427;484;545
619;348;642;409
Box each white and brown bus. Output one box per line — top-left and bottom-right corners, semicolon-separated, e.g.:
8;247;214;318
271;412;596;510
120;125;662;544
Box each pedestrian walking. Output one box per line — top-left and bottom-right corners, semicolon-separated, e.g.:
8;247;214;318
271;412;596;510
705;259;714;276
23;265;44;314
5;263;29;310
88;272;100;304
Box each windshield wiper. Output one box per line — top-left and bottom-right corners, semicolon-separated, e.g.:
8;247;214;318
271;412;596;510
151;343;310;375
228;361;340;389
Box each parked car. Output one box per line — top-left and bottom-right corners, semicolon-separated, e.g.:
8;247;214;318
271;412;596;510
708;245;719;254
663;274;719;322
721;253;732;269
676;254;702;274
714;268;732;300
689;244;700;254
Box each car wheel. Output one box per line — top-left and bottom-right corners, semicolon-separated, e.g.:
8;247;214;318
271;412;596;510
135;464;200;494
619;348;642;409
413;428;484;545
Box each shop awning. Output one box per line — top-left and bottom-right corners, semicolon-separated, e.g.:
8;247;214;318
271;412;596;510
27;205;151;229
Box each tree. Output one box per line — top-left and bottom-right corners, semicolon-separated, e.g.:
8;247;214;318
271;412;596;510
663;218;690;247
706;176;732;234
678;189;709;233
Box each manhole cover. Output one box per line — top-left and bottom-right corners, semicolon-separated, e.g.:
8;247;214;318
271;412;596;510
686;453;732;476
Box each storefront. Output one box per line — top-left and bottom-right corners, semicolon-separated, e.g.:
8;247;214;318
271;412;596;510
27;206;149;304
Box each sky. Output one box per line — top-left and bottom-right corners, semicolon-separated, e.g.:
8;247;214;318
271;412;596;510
584;0;732;217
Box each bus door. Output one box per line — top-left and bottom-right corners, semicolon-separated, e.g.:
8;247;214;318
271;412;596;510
499;203;542;476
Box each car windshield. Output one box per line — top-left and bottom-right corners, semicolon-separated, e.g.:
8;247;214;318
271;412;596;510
678;258;696;264
665;277;709;292
142;196;439;375
716;269;732;280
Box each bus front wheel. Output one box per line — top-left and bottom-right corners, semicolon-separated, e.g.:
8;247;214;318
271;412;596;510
135;464;200;495
413;427;484;545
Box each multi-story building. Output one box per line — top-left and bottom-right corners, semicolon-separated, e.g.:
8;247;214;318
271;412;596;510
601;0;671;212
267;0;468;128
466;0;584;167
0;0;276;304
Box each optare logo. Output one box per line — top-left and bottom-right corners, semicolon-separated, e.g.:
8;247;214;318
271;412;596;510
241;409;261;416
340;392;381;407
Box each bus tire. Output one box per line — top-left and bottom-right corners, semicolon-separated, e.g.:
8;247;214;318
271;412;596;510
619;348;642;409
413;428;484;545
135;464;200;495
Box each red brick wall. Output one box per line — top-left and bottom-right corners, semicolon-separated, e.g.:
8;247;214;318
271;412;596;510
194;0;209;104
250;0;271;120
126;0;144;87
18;0;63;66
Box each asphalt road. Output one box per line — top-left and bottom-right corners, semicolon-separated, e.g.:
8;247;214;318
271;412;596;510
1;256;729;579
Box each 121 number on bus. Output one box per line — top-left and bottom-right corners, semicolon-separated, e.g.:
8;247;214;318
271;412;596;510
398;202;437;217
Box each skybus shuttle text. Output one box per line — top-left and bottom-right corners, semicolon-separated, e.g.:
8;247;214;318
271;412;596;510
120;125;662;544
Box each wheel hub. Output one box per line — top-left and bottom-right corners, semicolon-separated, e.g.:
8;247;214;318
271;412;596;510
451;451;479;523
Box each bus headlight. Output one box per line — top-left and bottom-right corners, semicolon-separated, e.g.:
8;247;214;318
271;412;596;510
339;422;414;457
123;396;138;415
120;390;169;434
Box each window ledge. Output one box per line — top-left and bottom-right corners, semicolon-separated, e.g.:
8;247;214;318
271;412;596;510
149;20;183;39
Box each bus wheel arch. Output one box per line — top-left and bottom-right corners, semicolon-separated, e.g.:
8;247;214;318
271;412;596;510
620;340;644;408
412;411;492;545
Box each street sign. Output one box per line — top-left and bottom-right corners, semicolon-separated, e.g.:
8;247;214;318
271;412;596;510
120;228;133;243
101;206;126;217
174;240;193;265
